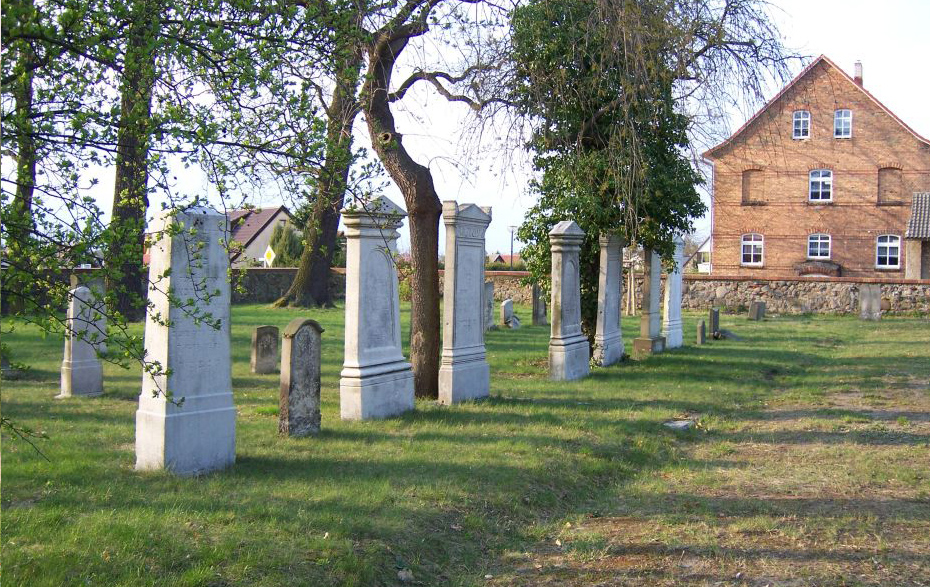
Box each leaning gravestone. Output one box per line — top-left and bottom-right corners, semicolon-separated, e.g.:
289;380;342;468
697;320;706;345
859;284;881;320
593;233;624;366
57;286;104;398
500;299;519;328
532;284;548;326
251;325;279;374
661;235;685;349
280;318;324;436
484;281;496;331
438;201;493;405
633;248;666;356
339;197;415;420
135;207;236;475
549;221;589;380
748;301;766;321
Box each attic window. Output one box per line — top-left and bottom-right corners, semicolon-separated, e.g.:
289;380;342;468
793;110;810;139
834;109;852;138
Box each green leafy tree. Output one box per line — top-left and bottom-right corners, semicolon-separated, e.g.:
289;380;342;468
269;223;303;267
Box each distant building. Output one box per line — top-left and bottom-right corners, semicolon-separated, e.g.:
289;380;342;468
490;253;522;267
229;206;293;268
703;56;930;278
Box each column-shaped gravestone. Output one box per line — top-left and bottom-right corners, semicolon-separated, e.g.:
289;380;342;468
70;275;108;354
697;320;706;345
340;197;415;420
662;235;685;349
438;201;492;405
593;233;624;366
532;284;548;326
251;325;279;374
483;281;496;331
709;308;720;335
633;248;666;356
280;318;324;436
135;207;236;475
58;286;104;398
549;221;590;380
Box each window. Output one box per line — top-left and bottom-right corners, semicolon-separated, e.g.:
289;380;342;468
834;109;852;138
878;167;903;203
793;110;810;139
741;234;763;266
876;235;900;268
809;169;833;201
807;234;831;259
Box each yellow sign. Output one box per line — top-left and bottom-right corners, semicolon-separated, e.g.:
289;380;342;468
263;245;276;267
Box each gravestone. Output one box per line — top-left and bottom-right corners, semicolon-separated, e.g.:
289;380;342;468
709;308;720;335
57;286;104;398
279;318;324;436
339;197;415;420
70;274;107;355
633;248;666;356
438;201;493;404
697;320;706;345
549;221;590;380
483;282;496;331
500;299;519;328
748;301;766;321
859;284;881;320
532;284;548;326
661;235;685;349
251;325;279;374
593;233;624;366
135;207;236;475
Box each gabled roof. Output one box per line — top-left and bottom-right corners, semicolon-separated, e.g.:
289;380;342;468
906;193;930;239
703;55;930;159
229;206;292;257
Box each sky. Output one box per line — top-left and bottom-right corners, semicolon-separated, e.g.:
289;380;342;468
81;0;930;257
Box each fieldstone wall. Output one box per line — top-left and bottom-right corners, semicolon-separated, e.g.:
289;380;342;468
230;268;345;304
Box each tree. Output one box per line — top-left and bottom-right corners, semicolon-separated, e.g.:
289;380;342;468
269;222;303;267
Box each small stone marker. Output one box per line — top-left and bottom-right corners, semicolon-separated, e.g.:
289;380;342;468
58;286;104;398
859;284;881;320
279;318;324;436
697;320;706;345
663;419;696;431
748;301;766;321
709;308;720;336
661;235;684;349
483;281;496;331
633;248;666;357
548;221;590;380
532;284;548;326
339;196;415;420
135;207;236;475
251;325;279;374
593;233;624;366
500;299;519;328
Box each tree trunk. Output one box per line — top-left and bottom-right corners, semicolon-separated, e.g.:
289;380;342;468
363;33;442;399
105;0;159;322
9;5;37;253
275;51;361;308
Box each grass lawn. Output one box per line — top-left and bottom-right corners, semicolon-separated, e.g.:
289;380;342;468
2;304;929;586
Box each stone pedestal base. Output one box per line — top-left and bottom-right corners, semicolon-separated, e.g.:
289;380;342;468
662;322;683;349
633;336;666;357
438;355;490;405
340;364;415;420
592;333;624;367
549;335;590;380
58;359;103;398
135;392;236;475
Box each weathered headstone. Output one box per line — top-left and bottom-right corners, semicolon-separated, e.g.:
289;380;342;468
748;300;766;321
549;221;590;380
697;320;706;345
483;281;496;331
500;299;519;328
633;248;666;356
70;274;107;355
135;207;236;475
57;286;104;398
593;233;624;366
532;284;548;326
279;318;324;436
859;284;881;320
709;308;720;335
662;235;685;349
438;201;493;405
251;325;279;374
339;197;415;420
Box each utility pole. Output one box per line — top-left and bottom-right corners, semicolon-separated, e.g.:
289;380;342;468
508;225;518;270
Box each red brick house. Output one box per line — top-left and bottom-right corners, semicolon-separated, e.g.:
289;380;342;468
703;56;930;279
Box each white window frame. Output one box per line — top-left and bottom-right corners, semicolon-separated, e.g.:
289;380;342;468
793;110;810;139
876;235;901;269
809;169;833;202
807;234;831;259
741;233;764;267
834;109;852;138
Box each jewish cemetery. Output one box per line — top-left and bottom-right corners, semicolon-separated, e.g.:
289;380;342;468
2;2;929;585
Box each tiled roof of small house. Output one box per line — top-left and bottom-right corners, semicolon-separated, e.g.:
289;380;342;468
228;206;292;259
906;193;930;239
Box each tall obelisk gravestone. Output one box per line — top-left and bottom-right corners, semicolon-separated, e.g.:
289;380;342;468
135;207;236;475
593;233;624;366
438;201;493;404
548;221;590;380
662;235;685;348
633;247;666;356
339;197;415;420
